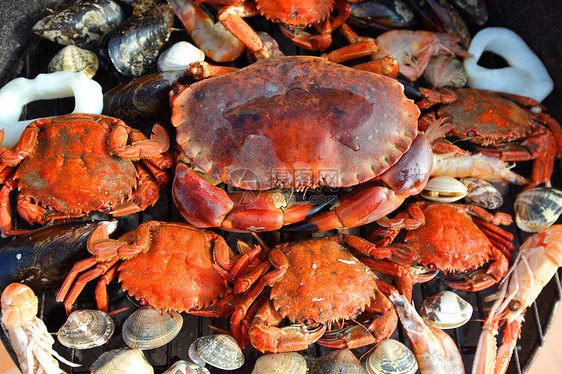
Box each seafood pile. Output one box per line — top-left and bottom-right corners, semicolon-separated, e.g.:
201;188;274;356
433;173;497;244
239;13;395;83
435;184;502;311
0;0;561;373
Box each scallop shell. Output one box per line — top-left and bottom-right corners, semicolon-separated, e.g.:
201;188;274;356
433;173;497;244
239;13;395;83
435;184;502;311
162;360;210;374
157;41;205;72
251;352;307;374
309;349;367;374
122;307;183;350
423;55;467;88
188;334;244;370
514;187;562;232
419;290;473;329
57;309;114;349
48;45;99;78
365;339;418;374
461;177;503;209
91;348;153;374
421;176;468;202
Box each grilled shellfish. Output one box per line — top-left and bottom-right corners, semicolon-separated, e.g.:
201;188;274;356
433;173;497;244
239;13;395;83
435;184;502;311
163;360;210;374
48;45;99;78
251;352;307;374
57;309;114;349
188;334;244;370
514;187;562;232
461;177;503;209
309;349;367;374
366;339;418;374
91;348;153;373
419;290;473;329
421;176;468;202
122;306;183;350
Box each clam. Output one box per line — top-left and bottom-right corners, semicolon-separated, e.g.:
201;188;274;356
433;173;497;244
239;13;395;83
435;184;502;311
188;334;244;370
157;41;205;72
423;55;467;89
163;360;210;374
91;347;153;374
419;290;473;329
365;339;417;374
48;45;99;79
122;306;183;350
57;309;114;349
421;176;468;202
461;177;503;209
251;352;307;374
514;187;562;232
309;348;367;374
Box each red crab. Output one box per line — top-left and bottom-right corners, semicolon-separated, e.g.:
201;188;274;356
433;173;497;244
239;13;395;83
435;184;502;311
373;201;515;291
228;235;413;353
56;221;261;316
0;113;172;236
419;88;562;188
171;55;435;233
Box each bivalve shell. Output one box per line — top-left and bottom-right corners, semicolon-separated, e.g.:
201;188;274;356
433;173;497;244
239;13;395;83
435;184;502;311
421;176;468;202
366;339;417;374
162;360;210;374
57;309;114;349
157;41;205;72
91;348;153;374
251;352;307;374
419;290;473;329
514;187;562;232
48;45;99;78
188;334;244;370
423;55;467;89
122;307;183;350
461;177;503;209
309;349;367;374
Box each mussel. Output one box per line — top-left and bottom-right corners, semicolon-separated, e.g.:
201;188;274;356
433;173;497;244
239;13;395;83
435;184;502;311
449;0;488;25
91;348;153;373
421;176;468;202
32;0;125;49
163;360;210;374
514;187;562;232
122;306;183;350
57;309;114;349
188;334;244;370
365;339;418;374
309;349;367;374
251;352;307;374
348;0;415;31
99;1;175;77
419;290;473;329
48;45;99;79
461;177;503;209
0;220;117;292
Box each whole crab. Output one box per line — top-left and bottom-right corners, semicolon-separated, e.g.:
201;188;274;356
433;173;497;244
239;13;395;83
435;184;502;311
0;113;171;236
419;88;562;187
197;0;354;57
171;55;434;233
373;201;514;291
228;235;413;353
56;221;260;316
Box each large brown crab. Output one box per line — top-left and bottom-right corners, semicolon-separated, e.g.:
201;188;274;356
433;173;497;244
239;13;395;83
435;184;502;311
0;114;171;236
56;221;259;316
373;201;515;291
419;88;562;187
171;55;434;233
228;235;412;353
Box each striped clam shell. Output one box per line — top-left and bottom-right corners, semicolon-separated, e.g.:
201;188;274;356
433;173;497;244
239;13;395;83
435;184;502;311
189;334;244;370
162;360;210;374
91;348;153;374
514;187;562;232
122;307;183;350
365;339;418;374
251;352;307;374
48;45;99;78
309;349;367;374
57;309;114;349
461;177;503;209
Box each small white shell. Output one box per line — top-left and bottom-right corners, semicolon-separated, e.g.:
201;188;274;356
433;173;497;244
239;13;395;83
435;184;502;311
157;41;205;72
309;349;367;374
122;307;183;350
419;290;473;329
421;176;468;202
57;309;114;349
188;334;244;370
91;348;153;374
162;360;210;374
48;45;99;78
366;339;418;374
251;352;307;374
461;177;503;209
514;187;562;232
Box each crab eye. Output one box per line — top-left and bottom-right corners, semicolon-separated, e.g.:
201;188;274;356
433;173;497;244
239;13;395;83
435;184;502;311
509;301;521;311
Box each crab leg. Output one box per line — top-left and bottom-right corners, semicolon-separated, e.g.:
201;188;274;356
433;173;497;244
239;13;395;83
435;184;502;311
109;165;160;217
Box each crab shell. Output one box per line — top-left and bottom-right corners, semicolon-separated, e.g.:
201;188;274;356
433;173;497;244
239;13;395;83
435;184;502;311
117;223;230;312
256;0;334;27
171;55;420;191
